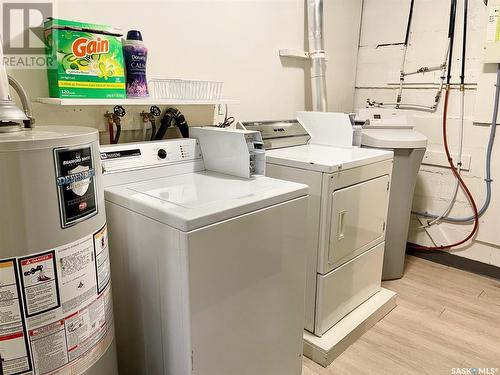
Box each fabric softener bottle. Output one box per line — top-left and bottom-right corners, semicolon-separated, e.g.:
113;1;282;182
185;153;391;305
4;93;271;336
123;30;149;97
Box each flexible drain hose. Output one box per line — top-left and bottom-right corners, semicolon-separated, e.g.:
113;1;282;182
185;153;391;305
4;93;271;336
414;64;500;223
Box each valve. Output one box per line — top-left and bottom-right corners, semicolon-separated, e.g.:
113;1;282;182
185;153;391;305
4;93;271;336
140;105;161;141
104;105;126;144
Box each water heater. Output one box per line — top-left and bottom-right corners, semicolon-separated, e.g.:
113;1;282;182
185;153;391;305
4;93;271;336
0;126;118;375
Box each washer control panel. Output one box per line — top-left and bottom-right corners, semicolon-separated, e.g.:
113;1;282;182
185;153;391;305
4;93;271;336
100;139;202;173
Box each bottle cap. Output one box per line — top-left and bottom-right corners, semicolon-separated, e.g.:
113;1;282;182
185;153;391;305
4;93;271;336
126;30;143;41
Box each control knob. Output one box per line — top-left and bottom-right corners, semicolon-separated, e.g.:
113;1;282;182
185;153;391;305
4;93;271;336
157;149;167;159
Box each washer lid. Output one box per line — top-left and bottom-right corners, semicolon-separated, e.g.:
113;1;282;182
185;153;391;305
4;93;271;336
104;171;308;231
362;129;428;149
265;144;393;173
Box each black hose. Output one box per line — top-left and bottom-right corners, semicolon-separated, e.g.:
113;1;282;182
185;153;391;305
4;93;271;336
177;121;189;138
154;108;189;140
447;0;457;85
113;124;121;144
155;112;173;140
404;0;416;47
460;0;468;85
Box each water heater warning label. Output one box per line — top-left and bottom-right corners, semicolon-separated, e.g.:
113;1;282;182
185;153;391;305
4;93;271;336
19;252;60;317
0;226;114;375
0;260;32;375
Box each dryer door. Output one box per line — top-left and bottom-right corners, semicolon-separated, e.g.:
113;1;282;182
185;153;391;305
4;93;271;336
326;175;389;273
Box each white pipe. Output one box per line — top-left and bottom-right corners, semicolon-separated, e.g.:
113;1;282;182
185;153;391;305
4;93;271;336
396;45;409;106
307;0;328;112
393;35;451;111
404;65;443;76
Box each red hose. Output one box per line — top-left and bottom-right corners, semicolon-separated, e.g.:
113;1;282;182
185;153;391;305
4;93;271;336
108;122;114;144
409;88;479;251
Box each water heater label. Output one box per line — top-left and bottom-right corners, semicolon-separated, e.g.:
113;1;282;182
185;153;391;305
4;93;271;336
0;227;114;375
54;145;98;229
0;260;32;374
19;252;60;317
93;226;111;294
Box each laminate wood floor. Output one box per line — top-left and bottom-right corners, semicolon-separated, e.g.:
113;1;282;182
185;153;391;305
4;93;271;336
302;255;500;375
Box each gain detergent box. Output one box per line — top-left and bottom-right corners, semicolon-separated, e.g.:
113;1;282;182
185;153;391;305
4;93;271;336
44;18;126;99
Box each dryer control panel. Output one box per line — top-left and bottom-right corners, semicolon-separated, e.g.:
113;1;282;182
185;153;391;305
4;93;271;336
190;127;265;179
100;139;202;173
237;120;310;150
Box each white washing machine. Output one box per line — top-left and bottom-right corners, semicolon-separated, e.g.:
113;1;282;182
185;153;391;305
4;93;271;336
101;138;309;375
240;118;393;337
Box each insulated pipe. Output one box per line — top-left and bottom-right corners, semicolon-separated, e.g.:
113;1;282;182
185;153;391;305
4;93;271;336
460;0;468;86
404;0;415;47
307;0;328;112
447;0;458;85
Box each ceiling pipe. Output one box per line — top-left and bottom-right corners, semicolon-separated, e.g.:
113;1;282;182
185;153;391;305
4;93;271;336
307;0;328;112
279;0;328;112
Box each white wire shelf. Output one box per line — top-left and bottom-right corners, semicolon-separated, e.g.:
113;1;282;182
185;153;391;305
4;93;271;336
36;97;239;106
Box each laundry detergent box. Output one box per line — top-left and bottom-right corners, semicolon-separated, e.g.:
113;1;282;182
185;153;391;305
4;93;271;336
44;18;126;99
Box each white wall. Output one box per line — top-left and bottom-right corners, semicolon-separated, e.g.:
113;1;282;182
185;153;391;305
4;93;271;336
4;0;361;138
355;0;500;266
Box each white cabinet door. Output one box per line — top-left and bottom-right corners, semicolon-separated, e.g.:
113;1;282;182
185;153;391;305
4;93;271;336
327;175;388;272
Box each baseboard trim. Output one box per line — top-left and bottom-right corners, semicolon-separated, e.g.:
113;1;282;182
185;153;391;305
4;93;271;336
407;245;500;280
